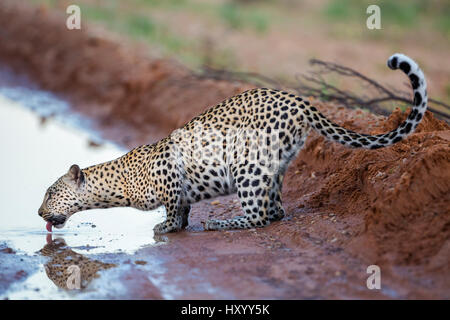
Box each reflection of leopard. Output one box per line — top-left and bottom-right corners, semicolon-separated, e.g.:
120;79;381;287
38;54;428;234
40;238;115;290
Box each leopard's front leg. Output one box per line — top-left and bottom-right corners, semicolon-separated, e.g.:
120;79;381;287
180;204;191;228
153;203;190;234
151;149;186;235
153;208;183;234
152;185;185;234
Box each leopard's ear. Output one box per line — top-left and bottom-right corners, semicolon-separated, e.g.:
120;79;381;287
66;164;85;187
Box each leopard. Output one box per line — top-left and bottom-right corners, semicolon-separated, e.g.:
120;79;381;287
38;53;428;234
39;237;115;290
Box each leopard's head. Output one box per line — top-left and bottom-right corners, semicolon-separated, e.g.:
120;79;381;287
38;164;86;230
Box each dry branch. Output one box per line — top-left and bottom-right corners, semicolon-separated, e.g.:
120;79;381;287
197;61;450;124
294;59;450;121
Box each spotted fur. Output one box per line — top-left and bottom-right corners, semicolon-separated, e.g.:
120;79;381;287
39;54;428;233
40;238;115;289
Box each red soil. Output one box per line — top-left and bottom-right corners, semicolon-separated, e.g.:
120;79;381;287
0;1;448;299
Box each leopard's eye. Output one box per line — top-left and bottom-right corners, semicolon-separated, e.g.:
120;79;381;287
46;192;52;203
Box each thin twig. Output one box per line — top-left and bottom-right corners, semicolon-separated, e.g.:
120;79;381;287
195;61;450;123
295;58;450;122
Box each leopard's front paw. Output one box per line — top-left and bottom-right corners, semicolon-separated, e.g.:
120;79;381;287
153;222;169;235
153;221;181;234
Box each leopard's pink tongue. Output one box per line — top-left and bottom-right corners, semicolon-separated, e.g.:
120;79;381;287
46;221;53;233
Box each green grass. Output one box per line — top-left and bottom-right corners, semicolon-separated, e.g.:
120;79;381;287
123;14;196;61
324;0;355;21
78;4;198;63
71;0;271;67
378;1;421;28
218;2;270;33
82;5;116;23
134;0;272;33
433;3;450;37
139;0;187;5
324;0;449;36
125;15;156;37
325;0;423;26
124;14;186;54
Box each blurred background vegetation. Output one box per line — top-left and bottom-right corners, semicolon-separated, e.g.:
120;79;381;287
31;0;450;111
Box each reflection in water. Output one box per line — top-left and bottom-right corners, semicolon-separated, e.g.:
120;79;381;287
0;84;166;298
0;93;165;255
40;235;115;290
0;78;170;299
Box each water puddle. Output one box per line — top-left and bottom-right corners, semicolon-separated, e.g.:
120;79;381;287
0;80;166;299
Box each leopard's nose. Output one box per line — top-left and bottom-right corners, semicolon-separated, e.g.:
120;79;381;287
38;208;45;217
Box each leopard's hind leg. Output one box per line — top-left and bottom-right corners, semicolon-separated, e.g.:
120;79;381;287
267;173;285;222
204;170;276;231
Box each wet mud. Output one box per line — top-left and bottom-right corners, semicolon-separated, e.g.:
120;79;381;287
0;1;449;299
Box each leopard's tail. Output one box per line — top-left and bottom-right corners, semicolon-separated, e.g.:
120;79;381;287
304;53;428;149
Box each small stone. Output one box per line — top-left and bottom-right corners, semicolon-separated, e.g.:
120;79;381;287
0;247;15;254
